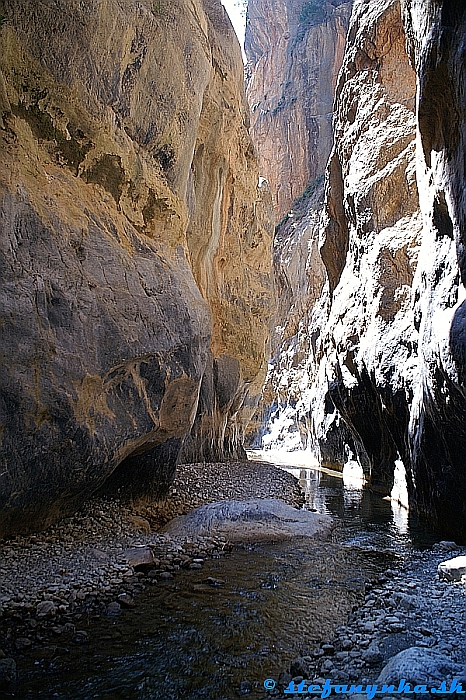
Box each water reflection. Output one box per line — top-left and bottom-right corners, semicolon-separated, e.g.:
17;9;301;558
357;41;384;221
12;462;441;699
282;464;438;550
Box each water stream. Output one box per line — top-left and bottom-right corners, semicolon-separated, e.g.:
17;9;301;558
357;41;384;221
13;465;445;700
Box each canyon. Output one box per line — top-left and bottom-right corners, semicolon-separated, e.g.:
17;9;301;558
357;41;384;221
0;0;465;540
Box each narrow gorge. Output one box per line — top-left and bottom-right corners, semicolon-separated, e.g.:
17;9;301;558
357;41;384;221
1;0;466;697
0;0;465;540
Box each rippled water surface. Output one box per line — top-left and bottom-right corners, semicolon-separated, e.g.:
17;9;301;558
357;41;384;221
15;465;443;699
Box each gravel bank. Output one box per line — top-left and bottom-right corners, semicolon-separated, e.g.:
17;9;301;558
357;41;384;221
0;460;302;674
272;543;466;698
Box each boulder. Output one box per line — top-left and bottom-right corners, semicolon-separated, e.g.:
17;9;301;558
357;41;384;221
36;601;57;619
162;498;332;541
438;556;466;582
377;647;461;686
123;546;156;571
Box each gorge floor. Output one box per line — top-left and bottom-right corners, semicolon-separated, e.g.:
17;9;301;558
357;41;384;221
0;461;465;699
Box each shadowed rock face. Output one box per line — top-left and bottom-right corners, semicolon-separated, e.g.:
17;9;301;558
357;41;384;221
245;0;352;221
0;0;274;536
251;0;466;537
401;0;466;534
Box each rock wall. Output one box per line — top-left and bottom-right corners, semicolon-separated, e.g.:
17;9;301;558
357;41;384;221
245;0;352;221
252;0;466;537
0;0;274;537
401;0;466;534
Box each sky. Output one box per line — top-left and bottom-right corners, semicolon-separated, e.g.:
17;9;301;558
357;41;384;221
221;0;247;57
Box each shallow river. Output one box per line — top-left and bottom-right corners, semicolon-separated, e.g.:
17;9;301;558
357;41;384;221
16;466;445;700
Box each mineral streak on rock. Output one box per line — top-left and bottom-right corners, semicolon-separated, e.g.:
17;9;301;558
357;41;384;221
245;0;352;221
0;0;274;537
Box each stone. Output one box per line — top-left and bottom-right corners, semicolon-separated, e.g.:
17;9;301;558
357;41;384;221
396;594;417;611
321;659;334;673
36;601;57;619
204;577;225;587
162;498;332;542
73;630;89;645
361;622;375;633
158;572;174;580
434;541;462;552
15;637;32;651
377;647;461;686
107;602;121;617
239;680;252;695
123;547;156;571
289;657;312;678
0;658;16;688
362;644;383;666
438;556;466;582
117;594;135;608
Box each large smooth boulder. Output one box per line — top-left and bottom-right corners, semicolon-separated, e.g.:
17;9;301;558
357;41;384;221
162;498;332;541
438;556;466;582
377;647;462;686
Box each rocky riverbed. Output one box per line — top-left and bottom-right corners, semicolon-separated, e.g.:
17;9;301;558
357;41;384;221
274;542;466;698
0;460;303;690
1;460;466;698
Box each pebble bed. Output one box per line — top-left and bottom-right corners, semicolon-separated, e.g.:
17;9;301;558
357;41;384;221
274;542;466;698
0;460;302;675
2;460;466;697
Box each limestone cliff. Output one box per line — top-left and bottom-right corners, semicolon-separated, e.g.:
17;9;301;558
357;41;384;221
245;0;352;221
401;0;466;534
253;0;466;537
0;0;274;537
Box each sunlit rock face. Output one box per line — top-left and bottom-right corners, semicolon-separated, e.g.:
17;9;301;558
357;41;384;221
0;0;274;536
249;0;419;480
252;0;466;537
245;0;352;221
315;0;420;494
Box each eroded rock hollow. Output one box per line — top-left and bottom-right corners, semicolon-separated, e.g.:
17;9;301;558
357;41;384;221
0;0;274;537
